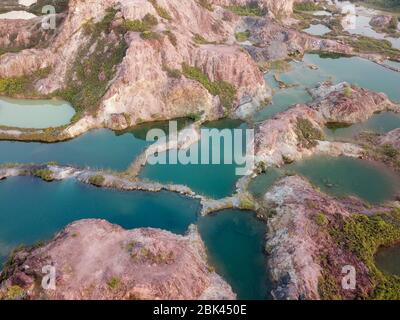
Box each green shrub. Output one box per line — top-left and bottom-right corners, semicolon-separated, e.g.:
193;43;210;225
235;30;251;42
181;63;237;110
381;144;399;158
123;14;158;32
226;4;266;16
348;36;400;59
33;169;54;182
315;213;329;227
295;118;324;148
197;0;214;11
337;212;400;299
214;80;237;110
140;31;161;40
107;277;121;290
5;285;25;300
343;86;353;98
149;0;172;20
193;33;209;44
239;194;255;210
163;65;182;79
0;77;27;95
89;175;105;187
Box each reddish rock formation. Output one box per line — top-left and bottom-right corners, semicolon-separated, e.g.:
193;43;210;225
378;128;400;150
0;0;270;130
254;83;398;167
309;82;398;124
0;219;236;300
263;175;390;300
0;14;66;51
370;15;397;30
243;16;353;61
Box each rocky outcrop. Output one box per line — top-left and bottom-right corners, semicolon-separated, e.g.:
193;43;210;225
0;0;270;131
254;83;398;167
0;14;66;53
308;82;398;124
378;128;400;150
264;175;391;300
242;16;353;61
370;15;397;30
0;219;236;300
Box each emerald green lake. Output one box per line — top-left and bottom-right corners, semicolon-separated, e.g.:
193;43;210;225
0;177;270;300
250;157;400;204
140;121;248;199
303;24;331;36
255;54;400;137
254;87;312;122
375;245;400;276
0;97;75;129
0;176;200;265
198;210;269;300
281;54;400;103
305;54;400;102
325;112;400;140
0;129;151;171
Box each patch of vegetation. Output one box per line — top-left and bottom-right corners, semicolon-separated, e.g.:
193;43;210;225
148;0;172;21
318;269;343;300
4;285;25;300
318;52;353;59
107;277;121;290
343;85;353;98
295;118;324;148
0;66;53;98
239;193;255;210
325;121;352;130
33;169;54;182
122;14;158;32
131;247;175;265
235;30;251;42
0;77;27;96
163;30;177;46
140;30;161;40
197;0;214;11
267;59;292;73
192;33;215;45
294;2;323;12
315;212;329;227
381;144;399;158
181;63;237;111
54;7;128;116
162;65;182;79
335;212;400;299
88;175;105;187
0;245;26;282
226;3;266;17
187;112;203;122
348;36;400;59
